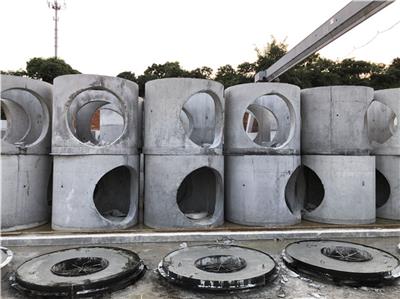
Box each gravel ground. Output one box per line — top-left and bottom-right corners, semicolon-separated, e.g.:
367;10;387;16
1;237;400;299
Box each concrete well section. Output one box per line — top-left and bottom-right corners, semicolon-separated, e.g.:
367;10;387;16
224;83;300;155
144;155;224;228
301;86;373;155
52;155;139;230
144;78;224;155
368;88;400;155
376;155;400;220
1;75;52;155
52;74;138;155
302;155;375;224
225;155;302;226
1;155;51;231
138;97;144;151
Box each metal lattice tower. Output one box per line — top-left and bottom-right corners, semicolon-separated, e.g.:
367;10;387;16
48;0;66;58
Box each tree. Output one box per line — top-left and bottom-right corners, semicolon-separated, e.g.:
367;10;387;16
189;66;213;79
117;71;137;82
26;57;79;83
214;64;242;87
370;58;400;89
136;61;191;96
254;38;288;73
0;69;27;77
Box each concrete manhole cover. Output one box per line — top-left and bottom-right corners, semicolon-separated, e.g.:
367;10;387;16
158;244;277;291
10;246;146;297
282;240;400;286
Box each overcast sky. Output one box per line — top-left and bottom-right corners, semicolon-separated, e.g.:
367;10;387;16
0;0;399;76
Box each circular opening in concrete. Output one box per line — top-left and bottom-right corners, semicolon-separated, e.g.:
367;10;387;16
1;104;9;139
376;169;391;208
243;105;279;146
367;101;398;144
321;246;373;262
285;166;305;215
180;92;222;148
303;166;325;212
177;167;218;220
194;255;247;273
93;166;132;222
89;105;124;145
51;257;109;277
67;90;125;146
243;94;292;148
1;89;46;146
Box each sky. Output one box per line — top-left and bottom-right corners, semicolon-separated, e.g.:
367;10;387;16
0;0;399;76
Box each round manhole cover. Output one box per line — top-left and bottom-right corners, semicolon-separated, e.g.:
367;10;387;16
10;246;145;297
158;244;277;291
282;240;400;286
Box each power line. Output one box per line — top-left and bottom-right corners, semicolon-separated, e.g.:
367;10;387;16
344;18;400;59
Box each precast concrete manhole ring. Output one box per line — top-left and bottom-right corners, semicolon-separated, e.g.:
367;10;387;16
158;244;277;291
282;240;400;286
10;246;146;297
0;246;13;269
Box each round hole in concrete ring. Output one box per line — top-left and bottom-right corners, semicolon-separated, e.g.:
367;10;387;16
242;93;294;148
177;167;219;220
302;166;325;213
321;246;373;262
194;255;247;273
51;257;109;277
180;92;223;148
285;166;305;215
243;105;279;146
367;101;398;144
93;166;133;222
1;88;48;146
67;89;126;146
376;169;391;208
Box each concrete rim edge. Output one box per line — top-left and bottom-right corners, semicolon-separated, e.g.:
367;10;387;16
1;228;399;247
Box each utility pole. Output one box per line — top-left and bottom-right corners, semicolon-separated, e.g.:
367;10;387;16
48;1;66;58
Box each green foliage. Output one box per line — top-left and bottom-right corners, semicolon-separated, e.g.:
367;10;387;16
2;38;399;93
255;38;287;72
370;58;400;89
189;66;213;79
26;57;80;83
117;71;137;82
1;69;27;77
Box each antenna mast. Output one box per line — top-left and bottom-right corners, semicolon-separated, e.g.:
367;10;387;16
48;1;66;58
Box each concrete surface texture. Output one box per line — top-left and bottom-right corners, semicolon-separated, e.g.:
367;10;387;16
1;155;51;231
1;75;52;155
52;155;139;230
1;237;399;299
224;82;301;227
301;86;373;155
376;156;400;220
144;154;224;228
224;83;300;155
1;75;53;231
52;74;139;155
302;155;376;224
368;88;400;155
144;78;224;155
143;78;224;228
368;88;400;221
226;155;302;226
138;97;144;150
